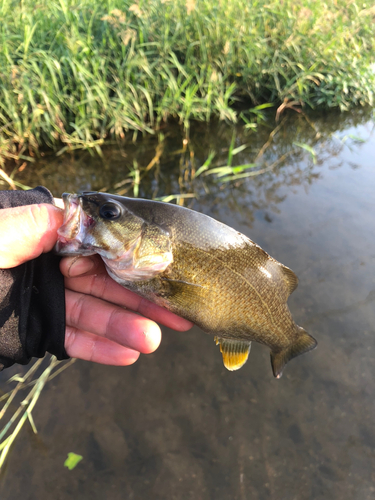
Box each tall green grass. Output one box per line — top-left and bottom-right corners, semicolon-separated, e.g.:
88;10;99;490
0;0;374;160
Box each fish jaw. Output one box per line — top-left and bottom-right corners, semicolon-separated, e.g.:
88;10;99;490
55;193;97;256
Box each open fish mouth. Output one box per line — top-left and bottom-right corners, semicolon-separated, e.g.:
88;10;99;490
55;193;96;255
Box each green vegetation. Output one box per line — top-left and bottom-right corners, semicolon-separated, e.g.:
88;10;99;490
0;0;374;161
0;356;76;470
64;452;83;470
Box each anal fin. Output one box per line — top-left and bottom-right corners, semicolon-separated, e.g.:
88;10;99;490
215;337;252;371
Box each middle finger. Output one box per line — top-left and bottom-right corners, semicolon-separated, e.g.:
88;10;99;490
65;289;162;354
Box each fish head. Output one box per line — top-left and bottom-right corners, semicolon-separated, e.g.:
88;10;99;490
55;192;143;259
55;192;173;281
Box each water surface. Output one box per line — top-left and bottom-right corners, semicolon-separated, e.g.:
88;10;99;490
1;109;374;500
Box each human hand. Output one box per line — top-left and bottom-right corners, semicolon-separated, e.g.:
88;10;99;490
60;254;193;365
0;202;192;365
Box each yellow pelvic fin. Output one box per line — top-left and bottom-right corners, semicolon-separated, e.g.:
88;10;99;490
214;337;252;371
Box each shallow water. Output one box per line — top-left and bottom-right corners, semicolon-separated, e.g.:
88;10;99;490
1;108;375;499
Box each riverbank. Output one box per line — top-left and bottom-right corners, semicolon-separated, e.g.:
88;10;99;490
0;0;374;161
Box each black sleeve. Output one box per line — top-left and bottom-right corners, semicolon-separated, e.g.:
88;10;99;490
0;186;68;371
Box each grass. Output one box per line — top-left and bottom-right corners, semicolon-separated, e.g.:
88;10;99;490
0;0;374;162
0;356;76;470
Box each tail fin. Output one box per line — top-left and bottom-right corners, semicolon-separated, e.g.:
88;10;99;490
271;327;317;379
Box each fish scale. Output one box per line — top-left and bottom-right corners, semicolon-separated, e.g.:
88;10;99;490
55;192;317;378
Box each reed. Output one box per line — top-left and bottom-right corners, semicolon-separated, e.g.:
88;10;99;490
0;0;374;159
0;356;76;470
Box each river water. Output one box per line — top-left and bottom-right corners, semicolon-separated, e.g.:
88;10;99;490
0;108;374;499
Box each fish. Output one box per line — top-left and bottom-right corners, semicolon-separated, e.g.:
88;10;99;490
55;191;317;377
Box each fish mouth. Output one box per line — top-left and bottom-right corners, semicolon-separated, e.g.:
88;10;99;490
54;193;96;255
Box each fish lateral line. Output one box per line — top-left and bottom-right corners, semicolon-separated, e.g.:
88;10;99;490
190;244;276;328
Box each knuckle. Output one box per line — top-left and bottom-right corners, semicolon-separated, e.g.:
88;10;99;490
90;272;110;299
68;293;86;327
105;308;122;339
28;204;50;232
64;326;77;352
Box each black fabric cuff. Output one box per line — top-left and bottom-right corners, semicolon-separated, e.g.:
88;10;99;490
0;186;68;370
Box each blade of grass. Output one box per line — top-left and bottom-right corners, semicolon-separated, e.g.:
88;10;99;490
293;141;317;164
193;151;216;179
0;356;76;470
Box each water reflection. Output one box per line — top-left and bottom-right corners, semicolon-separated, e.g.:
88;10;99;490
7;106;374;219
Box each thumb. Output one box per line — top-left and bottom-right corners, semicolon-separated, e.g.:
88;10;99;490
0;204;64;269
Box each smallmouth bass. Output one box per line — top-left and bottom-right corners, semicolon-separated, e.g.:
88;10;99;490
55;192;317;377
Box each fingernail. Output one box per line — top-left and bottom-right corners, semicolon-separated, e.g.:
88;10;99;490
68;257;95;277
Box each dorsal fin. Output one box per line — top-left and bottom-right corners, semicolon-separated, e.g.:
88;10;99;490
280;264;299;296
215;337;252;371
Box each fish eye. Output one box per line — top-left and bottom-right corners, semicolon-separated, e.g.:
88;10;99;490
99;202;122;220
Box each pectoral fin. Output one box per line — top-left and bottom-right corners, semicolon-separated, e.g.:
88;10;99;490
215;337;252;371
162;278;204;288
157;277;206;309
